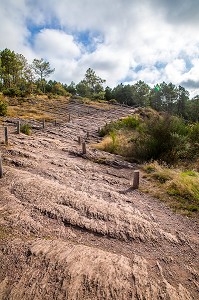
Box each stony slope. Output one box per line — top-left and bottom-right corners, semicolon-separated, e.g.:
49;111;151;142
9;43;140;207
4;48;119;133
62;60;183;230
0;100;198;299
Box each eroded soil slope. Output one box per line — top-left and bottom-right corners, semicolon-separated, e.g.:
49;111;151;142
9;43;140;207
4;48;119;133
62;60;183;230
0;100;198;299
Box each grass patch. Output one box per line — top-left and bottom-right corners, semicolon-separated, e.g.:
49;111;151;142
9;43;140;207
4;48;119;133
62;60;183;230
141;161;199;217
20;124;31;135
99;115;140;137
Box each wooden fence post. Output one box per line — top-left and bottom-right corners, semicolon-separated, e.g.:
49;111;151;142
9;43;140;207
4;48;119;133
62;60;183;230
68;113;71;122
82;141;86;154
78;136;81;144
4;127;8;145
0;156;3;178
54;120;57;126
16;120;20;134
42;119;45;129
133;170;140;189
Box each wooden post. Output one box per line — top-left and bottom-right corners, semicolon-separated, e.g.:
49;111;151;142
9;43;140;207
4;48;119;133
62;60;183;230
133;170;140;189
42;119;45;129
16;120;20;134
82;141;86;154
0;156;3;178
68;113;71;122
54;120;57;126
4;127;8;145
78;136;81;144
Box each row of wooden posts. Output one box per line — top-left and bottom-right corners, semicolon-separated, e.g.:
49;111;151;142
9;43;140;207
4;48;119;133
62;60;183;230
0;117;140;189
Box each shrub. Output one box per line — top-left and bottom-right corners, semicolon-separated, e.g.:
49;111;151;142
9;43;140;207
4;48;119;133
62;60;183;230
0;100;7;116
99;116;140;137
20;124;31;135
2;88;28;97
134;114;189;163
109;99;117;104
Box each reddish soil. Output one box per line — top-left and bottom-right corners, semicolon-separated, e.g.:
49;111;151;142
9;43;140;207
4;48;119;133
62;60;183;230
0;100;198;299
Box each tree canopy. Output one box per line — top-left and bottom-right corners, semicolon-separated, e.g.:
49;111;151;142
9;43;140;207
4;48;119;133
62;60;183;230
0;48;198;122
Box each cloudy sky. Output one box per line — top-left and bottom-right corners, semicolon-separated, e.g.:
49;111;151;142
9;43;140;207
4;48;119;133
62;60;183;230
1;0;199;96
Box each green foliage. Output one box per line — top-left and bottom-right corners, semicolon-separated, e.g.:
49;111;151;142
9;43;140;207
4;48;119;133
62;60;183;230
2;87;28;97
20;124;31;135
0;100;7;116
99;116;140;137
142;162;199;214
167;171;199;202
134;114;189;163
76;68;105;99
98;109;198;165
31;58;55;81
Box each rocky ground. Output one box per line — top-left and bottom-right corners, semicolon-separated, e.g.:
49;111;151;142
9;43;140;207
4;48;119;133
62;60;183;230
0;100;198;299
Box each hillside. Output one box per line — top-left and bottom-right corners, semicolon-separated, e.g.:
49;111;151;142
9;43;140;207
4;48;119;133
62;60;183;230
0;98;198;299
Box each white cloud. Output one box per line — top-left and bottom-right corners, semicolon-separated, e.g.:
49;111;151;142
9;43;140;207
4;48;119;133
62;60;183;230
34;29;81;59
0;0;199;95
165;59;186;83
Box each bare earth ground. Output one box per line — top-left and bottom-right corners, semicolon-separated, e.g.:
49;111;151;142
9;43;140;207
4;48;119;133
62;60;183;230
0;100;198;300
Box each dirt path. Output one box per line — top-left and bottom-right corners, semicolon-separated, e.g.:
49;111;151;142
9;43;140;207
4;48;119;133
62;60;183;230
0;100;198;299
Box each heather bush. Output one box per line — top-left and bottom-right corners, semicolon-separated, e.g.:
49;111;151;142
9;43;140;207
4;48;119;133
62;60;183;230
0;100;7;116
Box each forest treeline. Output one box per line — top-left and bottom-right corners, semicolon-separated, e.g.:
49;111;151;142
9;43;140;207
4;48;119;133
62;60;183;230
0;48;198;121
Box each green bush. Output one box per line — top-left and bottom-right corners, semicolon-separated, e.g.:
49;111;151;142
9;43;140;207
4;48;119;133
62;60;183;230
20;124;31;135
189;123;199;143
0;100;7;116
99;116;140;137
2;88;28;97
134;114;189;163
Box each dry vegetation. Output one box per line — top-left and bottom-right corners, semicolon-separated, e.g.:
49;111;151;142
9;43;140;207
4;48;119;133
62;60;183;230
141;162;199;216
6;95;70;121
0;97;198;299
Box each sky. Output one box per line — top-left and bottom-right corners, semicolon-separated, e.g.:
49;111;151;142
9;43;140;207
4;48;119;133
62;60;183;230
0;0;199;96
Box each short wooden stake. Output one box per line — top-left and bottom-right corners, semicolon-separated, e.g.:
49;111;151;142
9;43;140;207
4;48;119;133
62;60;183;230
42;119;45;129
0;157;3;178
133;170;140;189
4;127;8;145
16;120;20;134
54;120;57;126
82;142;86;154
78;136;81;144
68;113;71;122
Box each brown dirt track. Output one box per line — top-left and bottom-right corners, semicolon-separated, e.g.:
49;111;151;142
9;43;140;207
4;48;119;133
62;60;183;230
0;99;198;299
